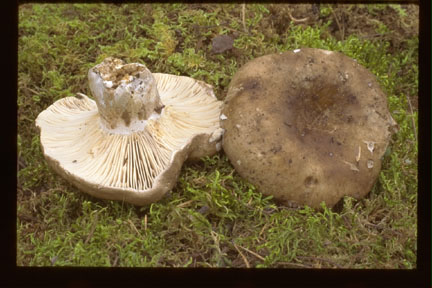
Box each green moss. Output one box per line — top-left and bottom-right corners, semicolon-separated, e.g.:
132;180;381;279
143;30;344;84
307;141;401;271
18;3;418;268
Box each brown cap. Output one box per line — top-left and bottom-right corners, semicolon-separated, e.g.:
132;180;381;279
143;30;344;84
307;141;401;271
221;48;397;208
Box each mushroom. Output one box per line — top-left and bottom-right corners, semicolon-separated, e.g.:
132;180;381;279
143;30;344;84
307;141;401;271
36;57;223;205
221;48;397;209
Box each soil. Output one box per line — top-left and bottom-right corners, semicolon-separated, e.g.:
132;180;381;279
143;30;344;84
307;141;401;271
264;3;419;108
268;4;418;47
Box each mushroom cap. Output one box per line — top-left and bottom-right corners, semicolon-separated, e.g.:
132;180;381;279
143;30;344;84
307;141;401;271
36;71;223;205
221;48;397;208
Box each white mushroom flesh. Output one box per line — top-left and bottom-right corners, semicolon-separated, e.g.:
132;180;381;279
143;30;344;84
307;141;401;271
88;57;164;134
36;60;222;194
37;96;172;190
148;74;221;152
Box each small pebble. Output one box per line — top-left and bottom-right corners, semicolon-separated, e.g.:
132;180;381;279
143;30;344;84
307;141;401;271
51;256;58;265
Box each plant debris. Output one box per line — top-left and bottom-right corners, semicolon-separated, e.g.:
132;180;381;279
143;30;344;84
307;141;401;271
211;35;234;54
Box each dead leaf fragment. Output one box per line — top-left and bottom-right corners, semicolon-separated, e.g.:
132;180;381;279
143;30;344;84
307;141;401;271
211;35;234;54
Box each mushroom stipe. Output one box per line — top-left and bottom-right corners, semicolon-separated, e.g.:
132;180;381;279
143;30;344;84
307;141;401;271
36;58;223;205
221;48;397;209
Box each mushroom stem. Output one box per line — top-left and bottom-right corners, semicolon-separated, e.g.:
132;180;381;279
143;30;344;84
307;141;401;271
88;57;164;134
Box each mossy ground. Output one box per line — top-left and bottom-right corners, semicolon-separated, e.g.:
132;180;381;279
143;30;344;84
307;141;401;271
18;3;418;268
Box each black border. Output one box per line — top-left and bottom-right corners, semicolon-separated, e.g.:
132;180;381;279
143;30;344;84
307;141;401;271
7;0;431;287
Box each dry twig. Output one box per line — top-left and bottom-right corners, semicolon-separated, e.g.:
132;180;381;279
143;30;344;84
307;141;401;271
144;214;147;231
176;199;194;208
237;245;266;261
241;3;247;32
112;254;119;267
26;87;40;95
259;222;269;238
331;8;344;40
288;11;309;23
128;219;142;236
84;214;98;244
233;242;250;268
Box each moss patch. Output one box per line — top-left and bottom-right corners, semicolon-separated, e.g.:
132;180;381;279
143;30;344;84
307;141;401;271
18;3;418;268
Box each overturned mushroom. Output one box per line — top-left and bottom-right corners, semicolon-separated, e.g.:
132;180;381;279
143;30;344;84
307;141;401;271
36;57;223;205
221;48;397;209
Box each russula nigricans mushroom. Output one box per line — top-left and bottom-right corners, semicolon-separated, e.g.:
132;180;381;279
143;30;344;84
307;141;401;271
36;57;223;205
221;48;397;209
